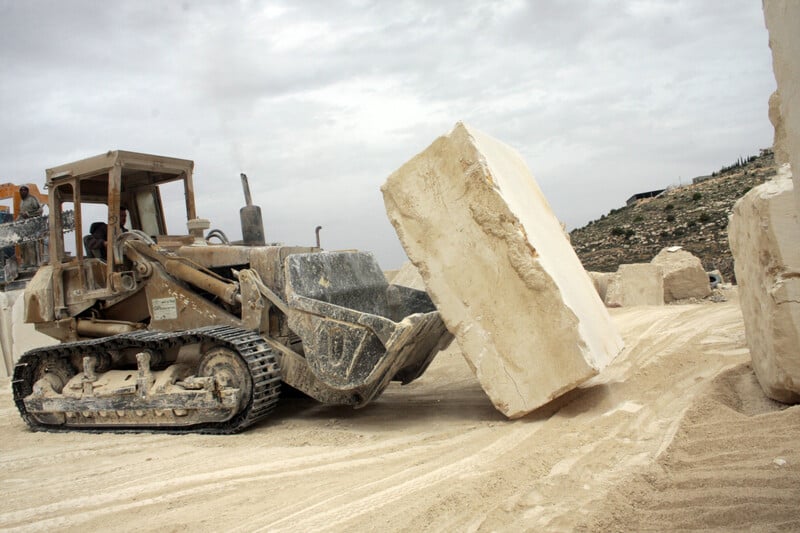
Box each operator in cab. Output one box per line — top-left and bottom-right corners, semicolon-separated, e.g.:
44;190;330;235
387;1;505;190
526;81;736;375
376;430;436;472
86;207;128;260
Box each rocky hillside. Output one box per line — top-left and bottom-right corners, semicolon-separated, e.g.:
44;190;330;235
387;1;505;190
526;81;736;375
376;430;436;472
570;149;778;283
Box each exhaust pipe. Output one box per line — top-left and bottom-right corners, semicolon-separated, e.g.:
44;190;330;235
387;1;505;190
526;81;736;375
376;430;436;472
239;173;266;246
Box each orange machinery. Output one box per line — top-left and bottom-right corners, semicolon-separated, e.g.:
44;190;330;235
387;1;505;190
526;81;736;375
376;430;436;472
0;182;48;219
0;182;49;266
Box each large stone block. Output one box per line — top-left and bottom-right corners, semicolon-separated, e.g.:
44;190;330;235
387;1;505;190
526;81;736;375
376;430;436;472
651;247;711;302
605;264;664;307
764;0;800;208
382;122;624;418
729;177;800;403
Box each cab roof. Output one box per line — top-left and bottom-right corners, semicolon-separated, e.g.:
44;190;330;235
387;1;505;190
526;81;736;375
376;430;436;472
46;150;194;188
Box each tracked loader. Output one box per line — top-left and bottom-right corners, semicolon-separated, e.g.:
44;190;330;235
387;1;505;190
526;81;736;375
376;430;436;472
11;150;452;433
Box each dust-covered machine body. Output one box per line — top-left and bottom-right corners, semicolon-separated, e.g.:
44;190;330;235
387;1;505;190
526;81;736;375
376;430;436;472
13;151;451;433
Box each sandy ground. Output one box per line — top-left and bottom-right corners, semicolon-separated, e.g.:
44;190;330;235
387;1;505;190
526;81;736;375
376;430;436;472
1;288;799;532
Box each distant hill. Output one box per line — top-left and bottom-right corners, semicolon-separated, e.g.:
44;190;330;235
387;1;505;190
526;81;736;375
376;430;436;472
569;149;778;283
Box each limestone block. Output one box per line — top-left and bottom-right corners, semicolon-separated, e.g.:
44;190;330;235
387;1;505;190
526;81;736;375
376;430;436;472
604;264;664;307
11;290;57;363
588;271;615;303
764;1;800;208
391;261;425;291
0;291;13;377
651;248;711;302
382;122;624;418
770;90;790;166
729;177;800;403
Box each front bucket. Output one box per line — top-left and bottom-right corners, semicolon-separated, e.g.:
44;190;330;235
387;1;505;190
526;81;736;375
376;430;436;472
284;251;452;406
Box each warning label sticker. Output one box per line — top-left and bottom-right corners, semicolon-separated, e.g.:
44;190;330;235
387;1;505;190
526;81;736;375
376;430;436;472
152;297;178;320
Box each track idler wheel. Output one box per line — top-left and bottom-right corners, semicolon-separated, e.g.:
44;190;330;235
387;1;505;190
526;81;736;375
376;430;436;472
30;356;76;425
198;347;253;413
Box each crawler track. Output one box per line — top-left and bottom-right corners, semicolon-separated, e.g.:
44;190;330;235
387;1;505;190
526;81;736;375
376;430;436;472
12;325;281;434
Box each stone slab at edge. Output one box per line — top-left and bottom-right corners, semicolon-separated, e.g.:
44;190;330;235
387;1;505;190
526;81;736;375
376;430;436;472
729;177;800;402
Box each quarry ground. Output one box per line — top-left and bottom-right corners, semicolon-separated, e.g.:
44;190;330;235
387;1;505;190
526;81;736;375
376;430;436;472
1;288;799;532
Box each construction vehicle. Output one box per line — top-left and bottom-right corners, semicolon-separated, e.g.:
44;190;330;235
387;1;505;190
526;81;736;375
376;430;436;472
12;150;451;433
0;182;52;282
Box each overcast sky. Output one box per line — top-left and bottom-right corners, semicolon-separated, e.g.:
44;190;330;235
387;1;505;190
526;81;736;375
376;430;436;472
0;1;776;268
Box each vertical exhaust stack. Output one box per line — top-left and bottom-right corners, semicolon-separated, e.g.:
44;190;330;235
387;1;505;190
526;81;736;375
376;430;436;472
239;173;266;246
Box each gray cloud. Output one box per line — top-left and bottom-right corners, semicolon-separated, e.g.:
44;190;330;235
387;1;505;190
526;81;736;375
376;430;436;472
0;0;775;268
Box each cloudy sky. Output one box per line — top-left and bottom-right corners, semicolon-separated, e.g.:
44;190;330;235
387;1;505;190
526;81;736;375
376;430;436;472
0;1;776;268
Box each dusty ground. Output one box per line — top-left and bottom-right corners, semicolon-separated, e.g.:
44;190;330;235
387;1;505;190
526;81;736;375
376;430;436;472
1;288;799;532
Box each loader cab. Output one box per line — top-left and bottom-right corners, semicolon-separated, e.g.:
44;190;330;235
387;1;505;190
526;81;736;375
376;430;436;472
43;151;196;320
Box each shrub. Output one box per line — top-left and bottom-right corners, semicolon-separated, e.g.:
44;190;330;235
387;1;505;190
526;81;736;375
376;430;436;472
699;212;711;223
665;204;674;211
624;229;635;238
611;227;625;236
692;192;702;201
666;214;676;222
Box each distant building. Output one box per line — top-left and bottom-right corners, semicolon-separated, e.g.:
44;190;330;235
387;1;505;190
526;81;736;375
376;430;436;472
626;189;665;206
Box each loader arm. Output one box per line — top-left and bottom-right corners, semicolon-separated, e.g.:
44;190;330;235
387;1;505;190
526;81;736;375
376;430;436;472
124;238;242;306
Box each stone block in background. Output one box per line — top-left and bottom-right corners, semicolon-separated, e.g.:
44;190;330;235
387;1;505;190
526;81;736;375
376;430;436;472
391;261;425;291
651;247;711;302
588;271;615;303
605;264;664;307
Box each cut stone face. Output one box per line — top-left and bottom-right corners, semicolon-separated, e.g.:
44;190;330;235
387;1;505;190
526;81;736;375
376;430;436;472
382;122;624;418
770;91;790;166
605;264;664;307
729;177;800;403
651;248;711;302
764;0;800;208
0;292;11;377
